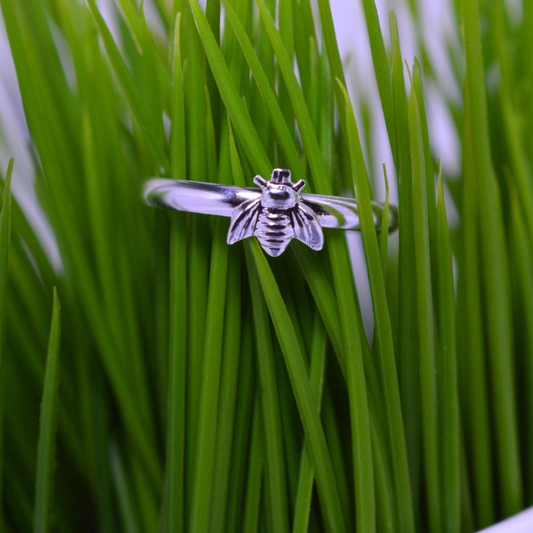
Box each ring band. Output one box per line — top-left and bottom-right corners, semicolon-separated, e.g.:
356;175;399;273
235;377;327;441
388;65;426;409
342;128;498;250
144;168;397;257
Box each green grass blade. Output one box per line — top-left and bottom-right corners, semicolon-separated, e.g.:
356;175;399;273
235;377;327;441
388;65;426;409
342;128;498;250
327;233;375;533
182;4;211;522
242;394;265;533
276;0;296;161
170;12;186;181
219;0;305;182
357;0;396;150
314;0;345;90
110;443;141;533
220;0;250;83
209;251;243;532
501;95;533;247
242;394;264;533
291;0;313;96
389;16;421;522
255;0;329;192
409;88;441;533
246;250;290;533
77;359;115;533
462;0;524;516
166;49;188;520
225;322;256;533
457;100;495;527
33;288;61;533
205;0;221;132
436;173;461;533
338;80;415;532
0;158;13;338
412;61;439;298
249;241;346;533
292;313;327;533
188;0;271;179
86;0;168;173
268;316;300;519
321;388;354;530
459;434;476;533
129;453;159;533
371;415;396;533
291;246;344;370
115;0;171;106
188;221;228;533
0;158;14;532
509;187;533;502
317;46;335;176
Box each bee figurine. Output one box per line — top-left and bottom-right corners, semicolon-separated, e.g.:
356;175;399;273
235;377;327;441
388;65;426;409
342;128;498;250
227;169;324;257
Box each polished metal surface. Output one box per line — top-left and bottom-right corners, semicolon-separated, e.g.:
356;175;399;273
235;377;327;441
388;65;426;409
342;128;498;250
144;168;398;257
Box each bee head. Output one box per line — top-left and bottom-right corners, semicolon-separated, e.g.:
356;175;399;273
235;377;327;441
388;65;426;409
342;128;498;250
253;169;306;209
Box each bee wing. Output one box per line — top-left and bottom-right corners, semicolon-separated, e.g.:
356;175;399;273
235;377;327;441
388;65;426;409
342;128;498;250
227;197;262;244
291;203;324;251
301;194;397;232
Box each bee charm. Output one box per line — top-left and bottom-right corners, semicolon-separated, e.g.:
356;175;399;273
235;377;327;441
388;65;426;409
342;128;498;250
227;169;324;257
145;168;399;257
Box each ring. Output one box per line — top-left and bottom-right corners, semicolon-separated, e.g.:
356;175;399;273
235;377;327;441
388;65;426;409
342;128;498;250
144;168;397;257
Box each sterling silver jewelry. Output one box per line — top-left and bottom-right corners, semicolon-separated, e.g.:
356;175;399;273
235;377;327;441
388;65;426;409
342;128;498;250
144;168;397;257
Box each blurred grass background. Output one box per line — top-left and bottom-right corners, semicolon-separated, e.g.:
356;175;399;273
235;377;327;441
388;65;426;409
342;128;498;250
0;0;532;531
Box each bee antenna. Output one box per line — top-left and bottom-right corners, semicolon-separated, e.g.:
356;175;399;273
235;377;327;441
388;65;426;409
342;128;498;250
254;175;268;188
292;179;306;192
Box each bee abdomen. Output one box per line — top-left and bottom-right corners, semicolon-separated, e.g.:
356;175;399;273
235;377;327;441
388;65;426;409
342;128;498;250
255;210;293;257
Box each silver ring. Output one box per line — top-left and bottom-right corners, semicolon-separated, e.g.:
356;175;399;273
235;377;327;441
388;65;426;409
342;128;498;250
144;168;397;257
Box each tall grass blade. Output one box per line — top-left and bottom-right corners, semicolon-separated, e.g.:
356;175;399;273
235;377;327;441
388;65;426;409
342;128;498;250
338;79;415;532
246;250;290;533
219;0;305;181
457;98;495;528
0;158;13;531
188;0;271;178
189;94;230;532
436;173;461;533
86;0;168;172
255;0;329;192
389;16;421;523
0;159;13;339
33;288;61;533
292;314;327;533
409;88;441;533
462;0;523;516
242;394;264;533
209;251;242;532
357;0;396;149
188;220;228;533
509;188;533;503
249;241;346;533
110;443;141;533
165;13;187;532
225;322;256;533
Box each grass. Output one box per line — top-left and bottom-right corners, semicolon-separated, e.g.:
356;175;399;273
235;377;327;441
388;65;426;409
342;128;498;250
0;0;532;531
33;288;61;533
